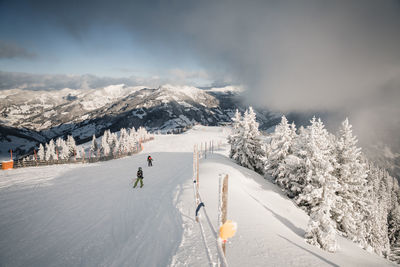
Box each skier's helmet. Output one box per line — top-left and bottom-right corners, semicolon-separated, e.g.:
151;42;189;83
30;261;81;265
139;167;142;170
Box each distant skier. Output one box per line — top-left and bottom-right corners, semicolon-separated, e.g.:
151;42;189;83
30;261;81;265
133;167;144;188
147;155;153;167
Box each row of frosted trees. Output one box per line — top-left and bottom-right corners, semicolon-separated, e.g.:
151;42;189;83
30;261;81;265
23;126;150;162
228;107;400;263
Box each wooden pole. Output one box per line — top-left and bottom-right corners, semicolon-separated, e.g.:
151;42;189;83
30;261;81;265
193;146;195;176
221;174;229;255
196;149;200;203
10;149;12;161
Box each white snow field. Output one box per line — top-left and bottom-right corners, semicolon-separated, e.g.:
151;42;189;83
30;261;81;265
0;126;395;267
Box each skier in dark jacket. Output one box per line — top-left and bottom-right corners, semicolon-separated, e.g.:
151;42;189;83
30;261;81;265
134;167;144;188
147;155;153;167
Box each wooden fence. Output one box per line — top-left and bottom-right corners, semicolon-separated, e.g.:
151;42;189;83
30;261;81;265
2;137;154;170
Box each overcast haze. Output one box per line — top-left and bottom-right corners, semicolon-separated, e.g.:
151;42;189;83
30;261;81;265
1;0;399;145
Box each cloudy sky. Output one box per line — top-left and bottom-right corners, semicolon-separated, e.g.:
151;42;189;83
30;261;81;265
1;0;400;142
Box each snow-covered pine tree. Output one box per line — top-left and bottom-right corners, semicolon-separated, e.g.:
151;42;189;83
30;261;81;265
137;127;148;142
295;117;337;212
228;109;243;160
128;127;138;152
265;115;292;176
119;128;129;153
66;135;76;158
55;137;68;160
280;125;311;198
55;138;62;159
364;163;391;257
103;129;109;144
265;116;297;190
389;204;400;263
230;107;264;173
101;130;111;156
109;132;120;156
331;118;369;246
75;146;81;158
60;138;69;159
305;179;338;252
37;143;45;160
45;139;57;161
90;135;98;156
289;117;339;251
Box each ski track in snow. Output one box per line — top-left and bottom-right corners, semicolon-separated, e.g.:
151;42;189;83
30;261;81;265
0;126;396;267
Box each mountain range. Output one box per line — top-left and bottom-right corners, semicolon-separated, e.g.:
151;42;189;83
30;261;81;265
0;84;280;159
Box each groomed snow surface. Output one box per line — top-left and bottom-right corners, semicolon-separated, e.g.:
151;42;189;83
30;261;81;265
0;126;395;266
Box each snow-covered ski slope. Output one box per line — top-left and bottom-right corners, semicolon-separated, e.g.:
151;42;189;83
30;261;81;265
0;126;395;266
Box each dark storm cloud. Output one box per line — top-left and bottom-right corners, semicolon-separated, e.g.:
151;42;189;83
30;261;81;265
0;40;36;59
17;0;400;109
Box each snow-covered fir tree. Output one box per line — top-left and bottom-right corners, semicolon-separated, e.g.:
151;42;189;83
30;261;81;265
277;125;311;199
75;146;81;158
90;135;98;156
364;163;391;257
265;116;297;189
388;176;400;258
331;118;369;246
101;130;111;156
119;128;129;153
305;180;338;252
137;127;149;142
45;139;57;161
109;132;120;156
66;135;76;158
37;143;45;160
294;118;337;212
292;118;339;251
228;107;264;173
389;205;400;263
56;137;69;160
228;109;243;160
128;127;138;152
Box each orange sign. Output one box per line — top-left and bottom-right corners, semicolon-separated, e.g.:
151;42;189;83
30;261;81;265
219;220;237;241
2;161;13;170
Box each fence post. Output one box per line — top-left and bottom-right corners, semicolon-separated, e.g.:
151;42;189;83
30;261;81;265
34;149;38;166
196;149;199;189
219;174;229;255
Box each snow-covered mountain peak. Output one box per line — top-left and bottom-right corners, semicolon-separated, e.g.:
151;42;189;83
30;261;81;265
157;84;205;100
205;85;244;93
